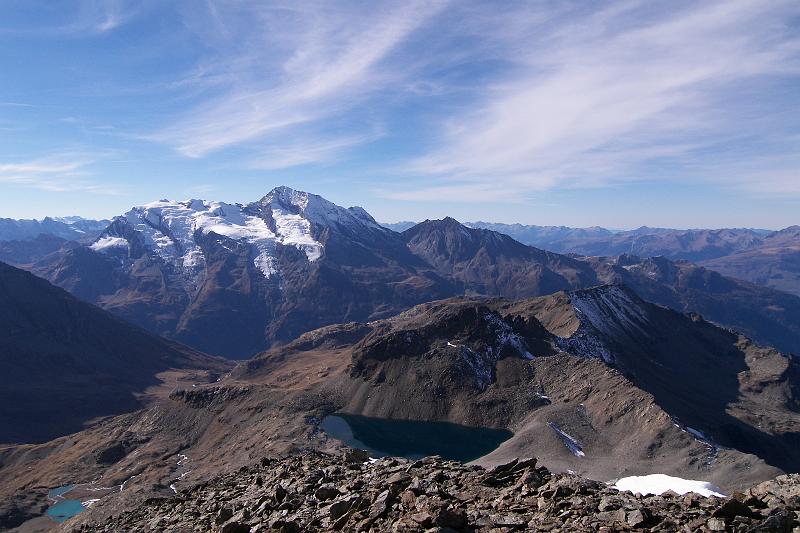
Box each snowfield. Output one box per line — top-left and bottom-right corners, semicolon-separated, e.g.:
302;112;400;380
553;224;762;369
89;187;381;280
89;236;128;252
614;474;725;498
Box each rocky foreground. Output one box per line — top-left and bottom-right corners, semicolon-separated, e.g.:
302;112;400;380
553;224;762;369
69;451;800;532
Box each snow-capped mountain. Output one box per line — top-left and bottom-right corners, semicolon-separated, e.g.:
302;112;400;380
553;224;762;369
31;186;449;357
91;186;387;283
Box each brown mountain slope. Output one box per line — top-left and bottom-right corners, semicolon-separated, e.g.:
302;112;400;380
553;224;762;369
507;285;800;472
0;261;228;444
15;192;800;361
700;226;800;297
2;285;797;529
403;217;599;298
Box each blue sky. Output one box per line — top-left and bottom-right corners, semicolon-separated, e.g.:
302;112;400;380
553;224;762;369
1;0;799;229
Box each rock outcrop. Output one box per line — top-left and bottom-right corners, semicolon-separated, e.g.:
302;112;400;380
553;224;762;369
70;451;800;532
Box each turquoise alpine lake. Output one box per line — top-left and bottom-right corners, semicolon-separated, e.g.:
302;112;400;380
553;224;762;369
320;414;512;462
46;485;84;523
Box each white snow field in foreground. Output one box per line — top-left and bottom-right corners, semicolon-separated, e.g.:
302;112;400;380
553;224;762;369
614;474;725;498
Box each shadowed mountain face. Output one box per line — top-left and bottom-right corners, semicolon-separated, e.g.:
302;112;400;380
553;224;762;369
0;261;226;444
0;233;76;266
13;190;800;359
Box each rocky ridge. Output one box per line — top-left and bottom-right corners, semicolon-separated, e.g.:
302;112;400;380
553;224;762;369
70;451;800;532
10;190;800;358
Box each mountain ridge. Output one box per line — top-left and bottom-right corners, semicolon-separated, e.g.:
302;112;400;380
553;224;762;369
6;188;798;359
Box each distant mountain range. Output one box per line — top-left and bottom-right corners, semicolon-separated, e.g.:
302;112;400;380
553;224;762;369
700;226;800;296
0;216;108;243
466;222;800;296
463;222;771;260
2;187;798;358
383;221;778;258
382;221;800;296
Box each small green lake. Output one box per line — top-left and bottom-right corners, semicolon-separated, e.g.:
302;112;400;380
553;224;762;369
321;414;512;462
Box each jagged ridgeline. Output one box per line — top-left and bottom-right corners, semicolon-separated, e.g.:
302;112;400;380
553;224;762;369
9;186;800;358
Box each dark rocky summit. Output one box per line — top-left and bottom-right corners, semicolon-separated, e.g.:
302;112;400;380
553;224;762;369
70;451;800;532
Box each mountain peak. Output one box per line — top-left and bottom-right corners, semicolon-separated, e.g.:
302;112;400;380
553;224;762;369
433;216;466;228
258;186;381;230
92;187;390;283
261;185;313;211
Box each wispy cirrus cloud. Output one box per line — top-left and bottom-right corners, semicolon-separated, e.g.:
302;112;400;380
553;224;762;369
248;131;383;171
150;0;448;160
144;0;800;198
0;0;147;36
379;182;526;204
400;0;800;199
0;154;123;194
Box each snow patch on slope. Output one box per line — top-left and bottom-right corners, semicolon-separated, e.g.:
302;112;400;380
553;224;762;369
458;345;496;391
451;312;535;391
571;285;649;338
483;313;534;359
555;286;650;363
89;236;128;252
614;474;725;498
548;422;585;457
271;206;323;261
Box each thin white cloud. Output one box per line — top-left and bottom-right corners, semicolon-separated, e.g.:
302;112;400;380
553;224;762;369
249;131;382;170
0;0;145;36
0;155;122;195
405;0;800;199
151;1;448;158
